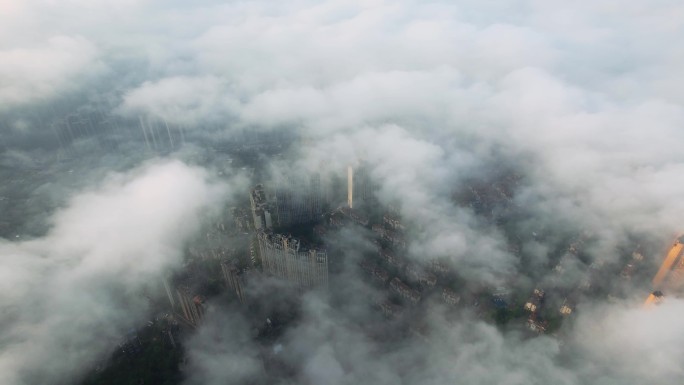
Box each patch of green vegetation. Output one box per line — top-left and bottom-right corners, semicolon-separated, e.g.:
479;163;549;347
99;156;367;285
543;313;563;334
492;306;527;327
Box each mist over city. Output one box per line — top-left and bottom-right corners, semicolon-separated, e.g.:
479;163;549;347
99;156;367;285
2;1;684;384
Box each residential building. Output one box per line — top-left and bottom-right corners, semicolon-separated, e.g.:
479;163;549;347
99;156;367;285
221;261;246;304
256;231;328;291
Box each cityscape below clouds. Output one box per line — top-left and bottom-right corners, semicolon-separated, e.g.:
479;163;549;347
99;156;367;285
1;1;684;384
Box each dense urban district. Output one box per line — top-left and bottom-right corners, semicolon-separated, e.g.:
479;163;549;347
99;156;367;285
6;119;659;384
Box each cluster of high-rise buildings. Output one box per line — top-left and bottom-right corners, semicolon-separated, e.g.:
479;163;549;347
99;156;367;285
256;231;328;291
164;161;620;337
163;278;206;327
245;164;379;291
248;180;329;292
162;162;434;334
164;166;366;327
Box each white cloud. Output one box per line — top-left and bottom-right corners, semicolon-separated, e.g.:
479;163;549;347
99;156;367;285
0;36;102;107
3;1;684;384
119;76;239;126
0;160;228;385
574;300;684;383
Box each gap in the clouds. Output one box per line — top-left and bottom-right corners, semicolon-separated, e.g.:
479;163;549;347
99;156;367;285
2;93;666;384
142;137;662;384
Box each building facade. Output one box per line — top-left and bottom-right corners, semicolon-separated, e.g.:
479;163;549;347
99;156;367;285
221;261;246;304
250;184;273;230
176;286;204;326
256;231;328;291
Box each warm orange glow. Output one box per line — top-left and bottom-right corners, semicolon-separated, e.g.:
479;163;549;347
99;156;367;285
644;235;684;307
644;293;658;307
652;238;684;288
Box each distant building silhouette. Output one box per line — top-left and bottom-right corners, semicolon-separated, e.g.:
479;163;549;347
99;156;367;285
272;174;322;227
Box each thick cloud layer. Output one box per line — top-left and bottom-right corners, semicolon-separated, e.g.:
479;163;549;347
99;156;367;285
0;35;101;106
3;1;684;384
0;161;227;385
